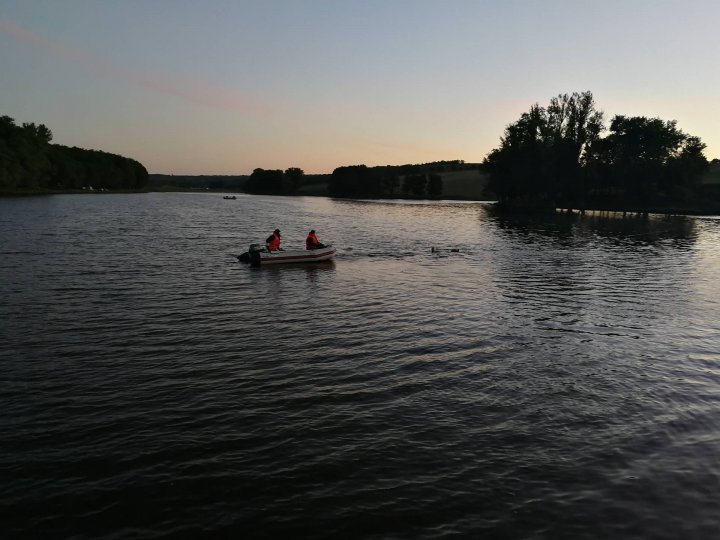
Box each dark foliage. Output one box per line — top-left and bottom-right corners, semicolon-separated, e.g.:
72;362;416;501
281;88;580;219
244;167;305;195
483;92;710;211
329;162;457;199
402;174;426;197
427;173;443;199
328;165;381;197
48;145;148;191
586;116;708;208
0;115;148;192
483;91;604;209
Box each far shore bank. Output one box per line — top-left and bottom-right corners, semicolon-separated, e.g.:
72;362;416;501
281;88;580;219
0;189;150;197
3;188;720;216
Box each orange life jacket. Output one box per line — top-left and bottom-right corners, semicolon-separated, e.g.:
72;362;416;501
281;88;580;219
306;232;319;250
267;232;281;251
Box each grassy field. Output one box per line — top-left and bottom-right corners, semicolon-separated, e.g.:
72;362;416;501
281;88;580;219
439;170;492;200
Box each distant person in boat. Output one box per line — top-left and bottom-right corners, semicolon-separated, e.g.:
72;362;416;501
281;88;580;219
306;230;325;250
266;229;283;251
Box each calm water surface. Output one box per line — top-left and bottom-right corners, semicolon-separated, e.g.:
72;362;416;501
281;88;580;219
2;193;720;539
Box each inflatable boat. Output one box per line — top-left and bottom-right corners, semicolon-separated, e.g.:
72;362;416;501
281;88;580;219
238;244;336;266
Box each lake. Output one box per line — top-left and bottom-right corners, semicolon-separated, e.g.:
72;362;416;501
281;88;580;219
2;193;720;539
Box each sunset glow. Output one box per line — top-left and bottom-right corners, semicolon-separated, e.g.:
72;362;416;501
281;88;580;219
1;1;718;174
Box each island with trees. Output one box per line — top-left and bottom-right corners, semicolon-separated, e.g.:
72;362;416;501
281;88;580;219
482;91;719;214
0;115;148;194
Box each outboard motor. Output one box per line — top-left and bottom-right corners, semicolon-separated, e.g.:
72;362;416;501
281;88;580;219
238;243;263;265
248;243;262;267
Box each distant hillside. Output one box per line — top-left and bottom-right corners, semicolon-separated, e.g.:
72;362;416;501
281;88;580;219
297;164;490;200
148;174;248;191
440;169;492;200
149;160;713;198
1;115;147;193
148;161;493;201
296;174;331;196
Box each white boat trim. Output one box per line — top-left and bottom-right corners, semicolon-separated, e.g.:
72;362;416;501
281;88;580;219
259;245;336;264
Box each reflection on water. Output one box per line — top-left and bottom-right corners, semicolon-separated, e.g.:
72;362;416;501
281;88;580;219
489;207;697;245
252;260;337;289
1;194;720;539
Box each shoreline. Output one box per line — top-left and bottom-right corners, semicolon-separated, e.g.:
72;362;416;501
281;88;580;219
0;189;150;197
3;189;719;216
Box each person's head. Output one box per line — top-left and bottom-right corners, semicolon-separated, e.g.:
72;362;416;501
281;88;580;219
310;230;315;234
274;228;280;236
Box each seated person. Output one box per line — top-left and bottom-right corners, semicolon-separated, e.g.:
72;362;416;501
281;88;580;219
305;229;325;250
266;228;282;251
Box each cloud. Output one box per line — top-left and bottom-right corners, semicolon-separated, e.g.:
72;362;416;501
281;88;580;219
0;18;266;114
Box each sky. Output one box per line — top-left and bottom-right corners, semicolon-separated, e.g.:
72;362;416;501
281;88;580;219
1;0;718;175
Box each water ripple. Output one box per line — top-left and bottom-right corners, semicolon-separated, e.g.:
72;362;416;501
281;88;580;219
1;195;720;539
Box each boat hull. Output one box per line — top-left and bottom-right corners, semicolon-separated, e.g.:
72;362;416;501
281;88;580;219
260;245;336;264
238;245;336;265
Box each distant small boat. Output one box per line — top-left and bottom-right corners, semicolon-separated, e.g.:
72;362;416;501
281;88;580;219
223;195;237;200
238;244;336;266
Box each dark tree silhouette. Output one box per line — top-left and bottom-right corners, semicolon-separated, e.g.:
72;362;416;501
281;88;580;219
483;91;710;212
328;164;452;199
244;167;305;195
0;115;147;192
244;168;283;194
402;174;427;197
284;167;305;193
483;91;604;209
329;165;382;197
587;116;708;207
427;173;443;199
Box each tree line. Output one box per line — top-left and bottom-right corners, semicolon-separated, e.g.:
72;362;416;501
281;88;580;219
327;165;442;198
242;162;459;199
0;116;148;193
482;91;713;212
147;174;248;191
244;167;306;195
327;161;478;198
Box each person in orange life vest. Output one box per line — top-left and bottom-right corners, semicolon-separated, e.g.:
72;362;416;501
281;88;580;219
266;228;282;251
305;230;318;250
306;230;325;250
